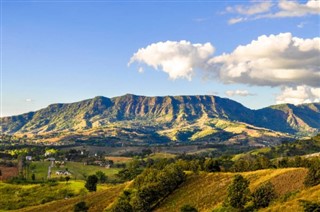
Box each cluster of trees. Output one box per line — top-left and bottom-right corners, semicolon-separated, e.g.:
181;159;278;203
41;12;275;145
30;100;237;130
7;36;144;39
115;152;320;186
120;148;153;158
177;153;319;174
304;158;320;187
225;175;276;210
111;163;186;212
224;166;320;212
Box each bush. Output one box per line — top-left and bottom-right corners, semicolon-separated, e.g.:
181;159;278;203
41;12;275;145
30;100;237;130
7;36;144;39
225;174;250;209
112;163;186;211
180;204;198;212
74;201;89;212
95;171;108;183
299;200;320;212
85;175;98;192
111;190;133;212
252;181;276;208
304;160;320;187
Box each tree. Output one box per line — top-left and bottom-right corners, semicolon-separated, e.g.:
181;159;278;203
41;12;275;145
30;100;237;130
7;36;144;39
204;159;221;172
112;190;133;212
65;176;71;184
74;201;88;212
304;160;320;187
95;171;107;183
299;200;320;212
252;181;276;209
31;173;36;181
225;174;250;209
85;175;98;192
180;204;198;212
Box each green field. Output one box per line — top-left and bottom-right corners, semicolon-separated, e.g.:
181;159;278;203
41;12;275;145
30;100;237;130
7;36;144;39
0;181;84;210
29;161;120;181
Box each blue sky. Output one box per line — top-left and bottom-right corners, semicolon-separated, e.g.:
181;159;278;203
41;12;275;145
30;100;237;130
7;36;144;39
1;0;320;117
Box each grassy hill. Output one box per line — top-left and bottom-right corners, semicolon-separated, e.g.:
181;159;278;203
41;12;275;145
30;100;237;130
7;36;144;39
15;183;126;212
155;168;309;212
4;167;318;212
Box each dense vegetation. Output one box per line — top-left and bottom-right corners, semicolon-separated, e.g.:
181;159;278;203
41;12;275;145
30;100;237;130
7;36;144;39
111;163;186;212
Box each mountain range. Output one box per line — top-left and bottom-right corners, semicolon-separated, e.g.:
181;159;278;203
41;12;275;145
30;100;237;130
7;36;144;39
1;94;319;146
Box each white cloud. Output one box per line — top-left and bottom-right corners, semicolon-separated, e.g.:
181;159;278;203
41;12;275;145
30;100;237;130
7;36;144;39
228;17;247;25
225;90;256;97
129;33;320;105
227;0;320;24
138;67;144;73
208;33;320;87
297;22;306;28
273;0;320;17
128;40;214;80
226;2;272;15
276;85;320;105
25;99;33;102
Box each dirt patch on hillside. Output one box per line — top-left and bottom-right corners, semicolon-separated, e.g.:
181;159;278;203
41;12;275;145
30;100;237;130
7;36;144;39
0;166;19;180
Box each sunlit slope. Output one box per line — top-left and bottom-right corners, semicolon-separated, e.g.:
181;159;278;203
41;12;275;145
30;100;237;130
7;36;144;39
155;168;308;212
1;94;319;144
16;183;126;212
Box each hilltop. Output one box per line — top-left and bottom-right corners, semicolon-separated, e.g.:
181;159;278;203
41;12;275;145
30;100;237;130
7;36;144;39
1;94;319;145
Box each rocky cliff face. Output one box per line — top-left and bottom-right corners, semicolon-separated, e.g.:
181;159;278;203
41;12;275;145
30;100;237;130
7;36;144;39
1;94;319;138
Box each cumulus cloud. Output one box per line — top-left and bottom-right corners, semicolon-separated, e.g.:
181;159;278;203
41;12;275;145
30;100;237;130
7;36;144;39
268;0;320;18
129;33;320;105
128;40;214;80
276;85;320;105
208;33;320;87
227;0;320;24
225;90;256;97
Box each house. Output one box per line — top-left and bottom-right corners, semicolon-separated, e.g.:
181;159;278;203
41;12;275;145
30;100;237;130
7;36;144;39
55;170;71;175
26;156;32;161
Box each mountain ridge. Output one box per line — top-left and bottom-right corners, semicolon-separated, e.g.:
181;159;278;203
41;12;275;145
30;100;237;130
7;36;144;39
1;94;319;144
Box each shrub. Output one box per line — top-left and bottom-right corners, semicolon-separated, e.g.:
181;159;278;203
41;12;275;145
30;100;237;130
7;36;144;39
74;201;89;212
111;190;133;212
180;204;198;212
225;174;250;209
252;181;276;208
304;160;320;187
85;175;98;192
299;200;320;212
95;171;108;183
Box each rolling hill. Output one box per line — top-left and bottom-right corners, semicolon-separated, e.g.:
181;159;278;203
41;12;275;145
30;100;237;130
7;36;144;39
1;94;319;145
13;168;320;212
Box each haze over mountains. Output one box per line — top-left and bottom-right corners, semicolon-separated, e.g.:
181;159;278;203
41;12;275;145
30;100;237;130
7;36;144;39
1;94;319;145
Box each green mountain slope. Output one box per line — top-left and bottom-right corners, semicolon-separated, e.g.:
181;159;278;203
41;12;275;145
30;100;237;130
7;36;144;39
1;94;319;144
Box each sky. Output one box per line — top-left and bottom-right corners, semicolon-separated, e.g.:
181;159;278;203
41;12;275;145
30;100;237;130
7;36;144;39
1;0;320;117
